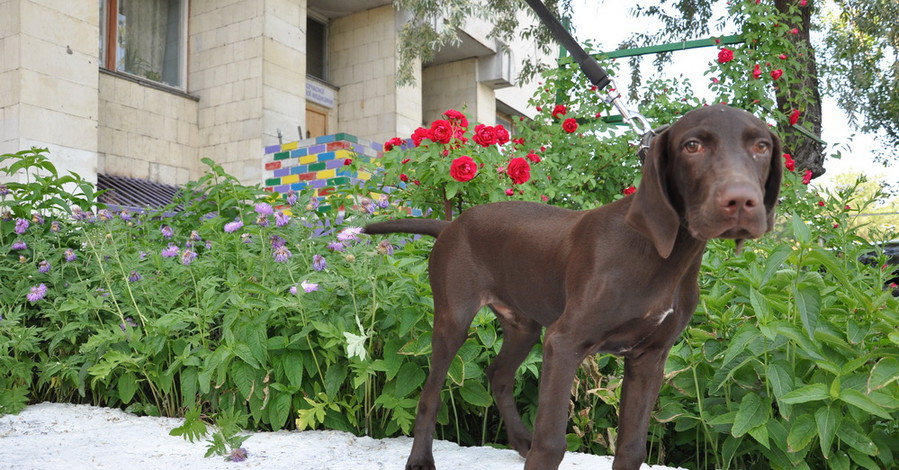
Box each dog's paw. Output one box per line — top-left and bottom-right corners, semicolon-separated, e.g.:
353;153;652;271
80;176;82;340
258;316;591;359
405;455;436;470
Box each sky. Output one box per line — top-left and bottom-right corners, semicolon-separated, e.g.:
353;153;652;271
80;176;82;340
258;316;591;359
568;0;898;188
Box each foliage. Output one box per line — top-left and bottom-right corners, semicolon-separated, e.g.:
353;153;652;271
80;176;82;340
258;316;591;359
3;17;898;467
392;0;568;86
820;0;899;161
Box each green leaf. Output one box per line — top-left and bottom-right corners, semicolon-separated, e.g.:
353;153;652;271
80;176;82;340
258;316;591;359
815;406;840;459
324;363;348;398
868;356;899;393
394;362;424;399
749;287;772;324
791;213;811;243
780;383;830;404
839;388;892;420
118;373;138;404
762;244;793;285
794;285;820;337
786;414;816;453
459;380;492;407
732;392;767;437
839;422;878;456
268;391;291;430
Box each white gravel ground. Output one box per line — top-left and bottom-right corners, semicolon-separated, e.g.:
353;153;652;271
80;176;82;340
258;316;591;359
0;402;687;470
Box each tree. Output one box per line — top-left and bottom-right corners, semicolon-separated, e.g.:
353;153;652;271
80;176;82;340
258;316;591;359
393;0;567;86
819;0;899;163
626;0;825;176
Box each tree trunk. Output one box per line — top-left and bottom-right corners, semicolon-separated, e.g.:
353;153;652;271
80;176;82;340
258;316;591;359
774;0;826;178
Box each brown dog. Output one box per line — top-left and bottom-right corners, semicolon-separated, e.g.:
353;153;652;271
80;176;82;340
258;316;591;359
364;104;782;470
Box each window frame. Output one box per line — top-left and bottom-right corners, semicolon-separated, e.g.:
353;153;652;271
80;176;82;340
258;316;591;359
100;0;189;91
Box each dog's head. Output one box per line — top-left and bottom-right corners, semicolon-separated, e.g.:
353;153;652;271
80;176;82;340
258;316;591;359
625;104;783;259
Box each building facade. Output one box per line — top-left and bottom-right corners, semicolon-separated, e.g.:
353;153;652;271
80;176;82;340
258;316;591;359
1;0;544;193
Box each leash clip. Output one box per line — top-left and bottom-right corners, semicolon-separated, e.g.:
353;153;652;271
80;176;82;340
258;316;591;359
599;79;653;137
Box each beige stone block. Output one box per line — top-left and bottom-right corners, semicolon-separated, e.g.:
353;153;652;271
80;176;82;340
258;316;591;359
19;103;96;152
21;1;97;58
1;33;20;74
0;1;22;39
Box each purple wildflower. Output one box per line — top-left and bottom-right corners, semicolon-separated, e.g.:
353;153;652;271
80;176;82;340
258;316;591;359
270;235;286;248
11;240;27;251
72;207;87;220
161;225;174;238
128;271;142;282
312;254;327;271
360;198;375;214
31;213;45;225
64;249;77;262
161;243;180;258
119;317;138;332
378;194;390;209
301;280;319;293
255;202;274;216
256;214;270;227
273;245;292;262
337;227;363;242
38;260;51;273
50;220;62;232
189;230;202;242
226;448;248;462
97;209;113;221
15;218;29;234
205;241;213;250
119;210;133;221
0;184;8;196
327;242;345;252
289;285;298;295
139;251;148;260
274;211;289;227
378;240;394;255
181;249;197;265
286;190;298;205
26;284;47;303
1;210;11;221
224;220;244;233
241;233;253;244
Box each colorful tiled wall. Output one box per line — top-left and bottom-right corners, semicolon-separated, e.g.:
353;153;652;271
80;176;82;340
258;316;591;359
262;133;423;216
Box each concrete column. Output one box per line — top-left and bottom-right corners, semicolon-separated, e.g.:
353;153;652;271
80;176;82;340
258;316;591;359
0;0;100;184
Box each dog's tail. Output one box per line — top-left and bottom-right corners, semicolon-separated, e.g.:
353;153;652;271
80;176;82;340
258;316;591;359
364;219;449;238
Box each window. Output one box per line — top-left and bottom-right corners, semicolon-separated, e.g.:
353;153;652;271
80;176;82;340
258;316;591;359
306;17;327;80
100;0;186;89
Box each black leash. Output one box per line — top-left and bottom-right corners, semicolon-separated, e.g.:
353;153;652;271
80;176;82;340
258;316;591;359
521;0;662;160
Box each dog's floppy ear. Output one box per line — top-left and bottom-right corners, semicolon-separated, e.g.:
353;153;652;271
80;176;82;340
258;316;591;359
625;129;680;259
764;130;784;232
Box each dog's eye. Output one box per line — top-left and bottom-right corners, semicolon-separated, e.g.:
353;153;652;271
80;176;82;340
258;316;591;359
753;141;771;154
683;140;703;154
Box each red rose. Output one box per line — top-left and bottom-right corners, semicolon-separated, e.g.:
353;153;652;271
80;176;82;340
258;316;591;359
782;153;796;172
623;186;637;196
789;109;801;125
817;200;825;207
779;53;788;60
789;28;799;35
494;124;510;145
429;119;454;144
343;158;353;166
401;158;410;164
802;169;813;184
443;109;468;128
449;156;478;182
383;137;404;151
770;69;784;80
752;64;762;79
399;173;409;182
472;124;498;147
411;127;432;147
717;47;734;63
526;152;541;163
551;104;568;119
505;188;515;196
507;157;531;185
562;118;578;133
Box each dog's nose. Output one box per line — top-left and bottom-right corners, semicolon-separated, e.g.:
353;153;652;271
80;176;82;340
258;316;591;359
718;184;760;215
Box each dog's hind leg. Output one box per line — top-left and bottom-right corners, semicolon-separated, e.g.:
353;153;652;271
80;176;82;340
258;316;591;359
405;294;481;470
486;312;541;457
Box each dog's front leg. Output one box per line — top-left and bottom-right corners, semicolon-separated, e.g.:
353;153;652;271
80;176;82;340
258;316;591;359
612;348;670;470
524;328;586;470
